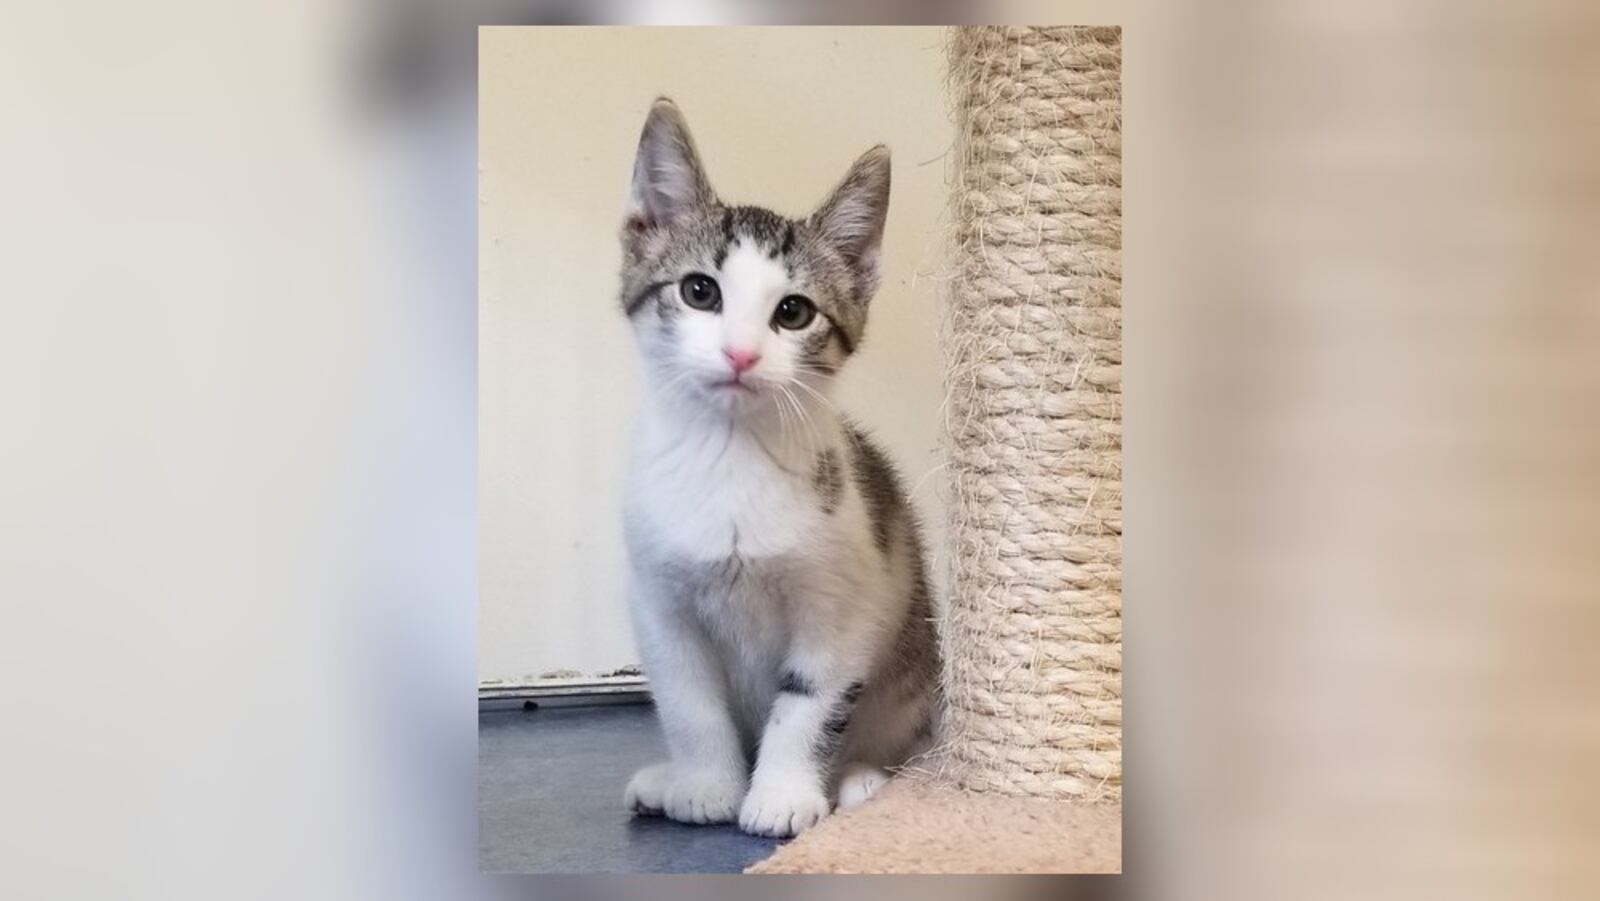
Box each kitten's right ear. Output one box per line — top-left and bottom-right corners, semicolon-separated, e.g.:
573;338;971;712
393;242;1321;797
626;98;714;231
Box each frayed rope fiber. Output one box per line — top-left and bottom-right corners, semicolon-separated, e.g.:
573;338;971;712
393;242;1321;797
937;26;1122;801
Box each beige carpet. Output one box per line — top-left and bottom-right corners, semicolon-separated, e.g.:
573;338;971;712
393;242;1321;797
745;779;1121;874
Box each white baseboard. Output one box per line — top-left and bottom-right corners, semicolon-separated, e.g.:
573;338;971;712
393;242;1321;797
478;675;651;708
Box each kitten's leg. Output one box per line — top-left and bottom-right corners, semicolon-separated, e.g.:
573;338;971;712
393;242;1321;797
737;652;868;838
623;580;747;824
830;683;936;810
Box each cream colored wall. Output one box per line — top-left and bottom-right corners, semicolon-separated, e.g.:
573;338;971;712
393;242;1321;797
479;26;951;683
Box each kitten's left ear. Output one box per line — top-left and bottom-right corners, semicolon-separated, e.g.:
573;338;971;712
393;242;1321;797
809;145;892;291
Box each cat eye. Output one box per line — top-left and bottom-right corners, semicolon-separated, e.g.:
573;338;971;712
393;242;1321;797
679;273;721;311
772;295;817;331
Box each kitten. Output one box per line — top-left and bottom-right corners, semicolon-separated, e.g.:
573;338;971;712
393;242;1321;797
617;99;940;838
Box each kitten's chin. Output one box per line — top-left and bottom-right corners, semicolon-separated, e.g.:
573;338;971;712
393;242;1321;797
698;379;769;416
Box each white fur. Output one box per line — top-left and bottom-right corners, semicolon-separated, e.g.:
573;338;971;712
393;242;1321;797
836;762;890;810
622;243;917;837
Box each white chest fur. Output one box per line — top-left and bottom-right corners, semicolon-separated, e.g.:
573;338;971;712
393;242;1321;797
626;410;832;565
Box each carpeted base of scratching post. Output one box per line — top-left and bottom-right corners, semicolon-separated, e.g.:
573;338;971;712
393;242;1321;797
744;779;1121;875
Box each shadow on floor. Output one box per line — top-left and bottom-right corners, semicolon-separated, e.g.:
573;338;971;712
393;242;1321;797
479;703;781;873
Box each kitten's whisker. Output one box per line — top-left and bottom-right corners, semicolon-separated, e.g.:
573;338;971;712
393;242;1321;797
790;371;844;412
791;361;837;373
791;365;841;382
653;369;693;401
771;383;795;443
779;384;817;452
782;382;825;451
788;377;842;419
777;382;819;451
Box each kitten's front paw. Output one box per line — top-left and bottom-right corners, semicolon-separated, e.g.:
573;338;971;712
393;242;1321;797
738;778;832;838
625;762;745;825
624;762;673;816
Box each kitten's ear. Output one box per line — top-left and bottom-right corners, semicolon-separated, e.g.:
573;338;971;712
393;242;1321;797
626;98;715;230
809;145;891;286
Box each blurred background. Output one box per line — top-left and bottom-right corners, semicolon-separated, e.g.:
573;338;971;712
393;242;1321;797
1;1;1596;900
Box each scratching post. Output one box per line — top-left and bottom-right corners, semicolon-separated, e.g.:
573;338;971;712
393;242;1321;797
939;26;1123;801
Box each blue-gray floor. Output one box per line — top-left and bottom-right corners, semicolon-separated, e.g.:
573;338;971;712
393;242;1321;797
479;702;781;873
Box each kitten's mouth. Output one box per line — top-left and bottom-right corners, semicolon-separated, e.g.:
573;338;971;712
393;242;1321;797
710;378;758;395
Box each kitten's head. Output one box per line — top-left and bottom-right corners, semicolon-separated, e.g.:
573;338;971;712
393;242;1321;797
618;98;890;416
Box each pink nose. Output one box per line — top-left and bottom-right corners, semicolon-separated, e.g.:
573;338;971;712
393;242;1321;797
723;348;761;375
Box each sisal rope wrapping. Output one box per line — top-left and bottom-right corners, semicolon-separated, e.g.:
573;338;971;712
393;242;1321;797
937;26;1122;801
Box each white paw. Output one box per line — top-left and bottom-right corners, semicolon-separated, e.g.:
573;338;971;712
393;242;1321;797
836;762;890;810
625;762;745;825
624;762;673;815
738;777;832;838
